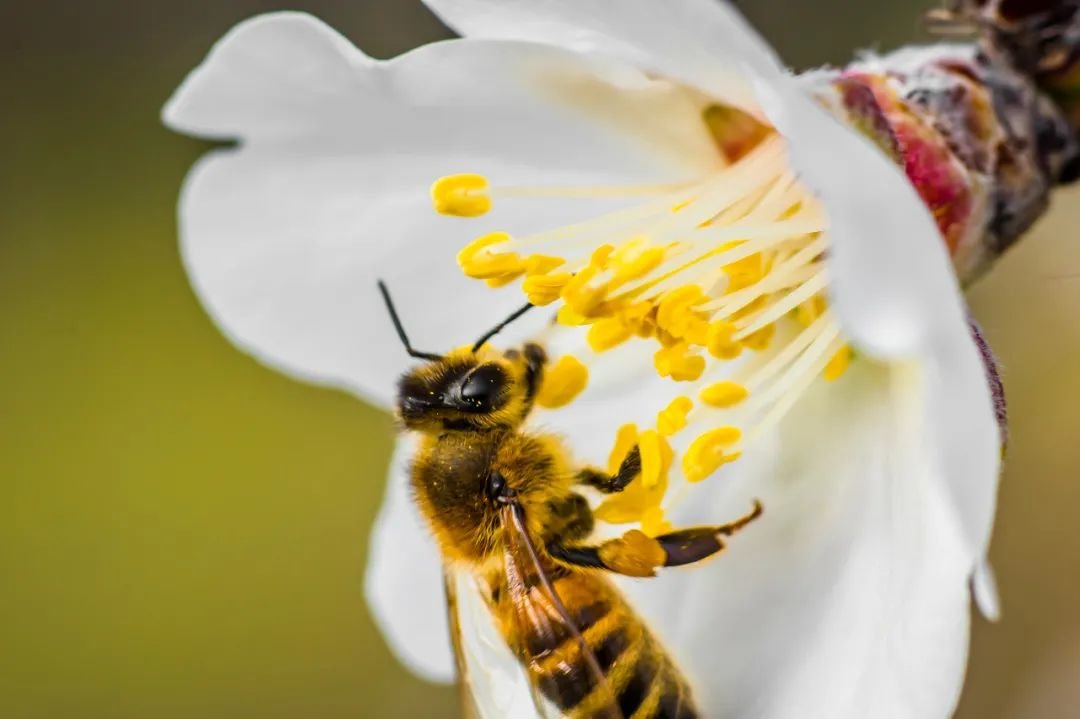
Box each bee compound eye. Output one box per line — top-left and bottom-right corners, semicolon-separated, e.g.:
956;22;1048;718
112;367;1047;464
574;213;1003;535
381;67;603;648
485;471;508;503
460;364;505;407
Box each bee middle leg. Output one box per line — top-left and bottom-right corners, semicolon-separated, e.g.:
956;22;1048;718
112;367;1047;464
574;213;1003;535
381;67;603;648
544;492;596;543
574;445;641;494
548;499;763;578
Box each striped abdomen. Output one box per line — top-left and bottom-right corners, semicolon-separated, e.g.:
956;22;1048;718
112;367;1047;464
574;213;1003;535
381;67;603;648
500;567;698;719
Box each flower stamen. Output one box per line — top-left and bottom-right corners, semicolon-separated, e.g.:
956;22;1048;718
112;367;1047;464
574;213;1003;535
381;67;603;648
435;107;859;532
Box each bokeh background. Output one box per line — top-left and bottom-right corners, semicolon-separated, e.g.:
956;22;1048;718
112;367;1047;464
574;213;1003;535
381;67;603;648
3;1;1079;717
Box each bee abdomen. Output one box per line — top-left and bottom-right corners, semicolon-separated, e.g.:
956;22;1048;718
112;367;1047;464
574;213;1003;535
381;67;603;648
526;582;698;719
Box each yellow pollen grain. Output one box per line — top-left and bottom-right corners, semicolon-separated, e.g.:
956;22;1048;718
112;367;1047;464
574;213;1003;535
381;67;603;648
607;423;639;475
638;429;671;490
683;427;743;483
523;273;572;306
587;317;633;353
657;396;693;436
535;355;589;409
431;174;491;217
700;381;749;408
824;344;852;381
653;343;706;382
457;232;524;280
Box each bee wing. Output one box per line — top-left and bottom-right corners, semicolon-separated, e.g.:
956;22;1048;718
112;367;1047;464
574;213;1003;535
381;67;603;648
445;565;543;718
499;504;625;719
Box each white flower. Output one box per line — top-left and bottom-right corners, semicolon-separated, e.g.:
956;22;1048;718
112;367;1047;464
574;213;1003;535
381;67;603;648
163;2;1002;717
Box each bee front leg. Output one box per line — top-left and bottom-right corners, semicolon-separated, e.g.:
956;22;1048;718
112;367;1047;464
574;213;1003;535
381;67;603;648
574;445;641;494
548;499;763;578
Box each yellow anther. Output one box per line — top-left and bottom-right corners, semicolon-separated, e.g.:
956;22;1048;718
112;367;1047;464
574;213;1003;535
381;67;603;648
706;321;742;360
656;285;706;338
731;296;767;322
523;272;572;306
589;244;616;269
587;317;633;353
683;317;710;346
607;423;639;475
431;173;492;217
457;232;525;279
703;103;773;162
524;255;566;276
671;199;692;213
612;245;665;285
682;427;743;483
484;271;524;288
617;301;653;332
700;381;749;408
796;295;828;326
556;305;590;326
653;343;706;382
535;355;589;409
741;323;775;352
595;425;668;526
561;266;606;316
657;396;693;436
640;506;673;536
824;344;853;381
723;259;764;294
638;429;672;490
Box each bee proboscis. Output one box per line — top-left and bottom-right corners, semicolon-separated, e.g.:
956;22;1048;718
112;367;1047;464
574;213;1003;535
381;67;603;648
379;281;762;719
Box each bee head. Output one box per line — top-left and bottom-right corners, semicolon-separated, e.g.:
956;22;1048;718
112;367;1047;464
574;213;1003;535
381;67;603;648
378;280;544;433
396;344;546;432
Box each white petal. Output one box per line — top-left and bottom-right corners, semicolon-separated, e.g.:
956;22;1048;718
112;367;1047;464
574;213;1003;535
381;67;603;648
972;558;1001;622
754;76;969;359
422;0;783;115
363;437;454;682
166;13;717;406
622;360;975;718
751;76;1002;562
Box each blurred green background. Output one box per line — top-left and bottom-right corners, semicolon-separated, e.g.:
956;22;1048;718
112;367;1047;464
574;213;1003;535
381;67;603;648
3;1;1079;717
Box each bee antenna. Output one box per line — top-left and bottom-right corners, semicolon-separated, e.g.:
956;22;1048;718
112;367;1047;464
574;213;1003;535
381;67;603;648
471;302;535;353
377;280;444;362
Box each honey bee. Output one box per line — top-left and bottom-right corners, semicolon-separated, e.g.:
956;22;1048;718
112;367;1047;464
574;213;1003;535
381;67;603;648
379;281;763;719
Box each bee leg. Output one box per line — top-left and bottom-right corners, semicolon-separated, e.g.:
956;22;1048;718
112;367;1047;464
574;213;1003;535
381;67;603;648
549;529;664;578
545;492;595;543
548;499;763;577
652;499;764;567
574;445;641;494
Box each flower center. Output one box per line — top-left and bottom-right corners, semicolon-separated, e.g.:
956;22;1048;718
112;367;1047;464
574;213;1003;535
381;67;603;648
431;109;852;535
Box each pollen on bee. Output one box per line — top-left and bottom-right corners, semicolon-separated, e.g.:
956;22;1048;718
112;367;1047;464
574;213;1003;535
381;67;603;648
431;173;492;217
